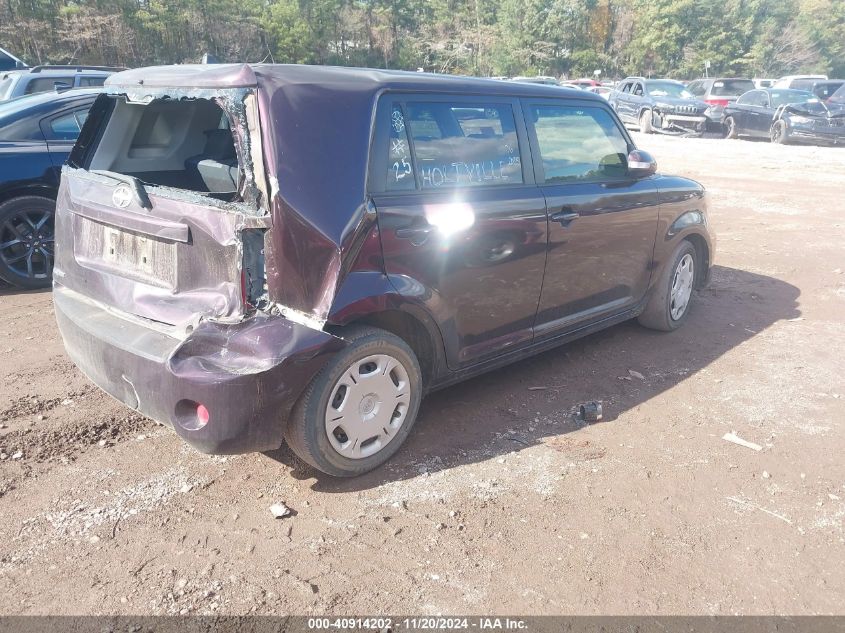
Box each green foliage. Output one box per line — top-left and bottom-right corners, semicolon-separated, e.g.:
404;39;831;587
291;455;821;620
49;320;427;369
0;0;841;79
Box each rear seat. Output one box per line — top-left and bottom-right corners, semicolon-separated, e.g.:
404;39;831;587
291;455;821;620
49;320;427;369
185;129;239;192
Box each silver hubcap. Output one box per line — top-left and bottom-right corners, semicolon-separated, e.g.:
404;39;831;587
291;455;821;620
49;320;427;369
670;253;695;320
324;354;411;459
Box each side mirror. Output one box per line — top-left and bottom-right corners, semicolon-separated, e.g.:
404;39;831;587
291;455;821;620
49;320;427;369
627;149;657;178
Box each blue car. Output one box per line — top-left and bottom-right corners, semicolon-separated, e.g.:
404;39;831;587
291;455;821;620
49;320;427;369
0;89;100;288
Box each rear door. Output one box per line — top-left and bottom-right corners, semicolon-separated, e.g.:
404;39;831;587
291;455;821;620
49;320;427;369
523;99;659;337
371;95;547;369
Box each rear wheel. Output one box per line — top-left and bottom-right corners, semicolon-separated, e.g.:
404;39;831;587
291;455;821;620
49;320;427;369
0;196;55;290
639;109;654;134
724;116;738;139
285;326;423;477
638;241;698;332
771;120;789;144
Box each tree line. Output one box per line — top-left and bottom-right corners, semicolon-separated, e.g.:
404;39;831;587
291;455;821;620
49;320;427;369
2;0;843;80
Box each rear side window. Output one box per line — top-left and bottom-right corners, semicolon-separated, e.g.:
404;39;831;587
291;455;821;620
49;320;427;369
24;76;73;95
529;104;629;183
385;100;523;190
386;106;415;192
0;76;14;100
44;108;89;140
711;79;755;96
687;81;705;96
79;76;106;87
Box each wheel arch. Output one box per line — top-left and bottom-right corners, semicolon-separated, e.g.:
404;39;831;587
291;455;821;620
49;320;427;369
326;272;448;388
0;184;57;207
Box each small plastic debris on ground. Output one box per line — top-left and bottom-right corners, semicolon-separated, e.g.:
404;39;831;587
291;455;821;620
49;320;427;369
722;432;762;452
270;503;292;519
180;484;193;494
528;386;547;391
98;440;107;447
579;401;603;422
787;317;804;322
61;399;73;406
0;423;6;429
628;369;646;381
11;451;22;460
763;471;771;479
829;494;841;501
137;434;146;441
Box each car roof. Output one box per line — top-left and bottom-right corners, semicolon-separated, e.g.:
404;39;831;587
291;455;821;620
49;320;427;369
106;63;599;102
0;88;101;121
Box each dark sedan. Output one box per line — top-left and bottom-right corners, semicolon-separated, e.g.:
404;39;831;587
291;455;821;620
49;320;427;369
722;88;812;140
0;89;99;288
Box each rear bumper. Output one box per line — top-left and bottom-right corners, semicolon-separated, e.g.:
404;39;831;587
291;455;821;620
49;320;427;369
54;284;344;454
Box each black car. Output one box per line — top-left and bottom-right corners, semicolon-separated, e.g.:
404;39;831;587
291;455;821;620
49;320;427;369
609;77;710;135
771;99;845;146
722;88;845;145
0;89;99;288
53;64;714;476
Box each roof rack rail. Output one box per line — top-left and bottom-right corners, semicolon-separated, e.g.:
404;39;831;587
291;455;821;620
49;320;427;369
29;65;126;74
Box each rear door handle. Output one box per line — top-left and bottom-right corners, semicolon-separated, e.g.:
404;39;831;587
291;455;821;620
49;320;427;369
550;211;580;226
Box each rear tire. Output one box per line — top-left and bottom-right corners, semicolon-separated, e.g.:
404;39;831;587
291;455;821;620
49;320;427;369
639;109;654;134
0;196;55;290
638;241;698;332
285;326;423;477
724;116;738;139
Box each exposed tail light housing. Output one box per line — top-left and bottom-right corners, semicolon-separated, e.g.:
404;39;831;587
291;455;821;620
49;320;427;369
175;400;210;431
705;98;730;107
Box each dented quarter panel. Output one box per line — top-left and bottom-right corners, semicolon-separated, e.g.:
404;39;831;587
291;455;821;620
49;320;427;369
653;174;714;286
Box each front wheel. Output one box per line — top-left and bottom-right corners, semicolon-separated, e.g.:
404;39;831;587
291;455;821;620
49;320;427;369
771;120;789;144
724;116;738;139
638;241;698;332
285;326;423;477
639;109;654;134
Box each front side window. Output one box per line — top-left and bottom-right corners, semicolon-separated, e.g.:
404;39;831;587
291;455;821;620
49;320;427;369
388;100;523;190
711;80;755;96
530;104;629;183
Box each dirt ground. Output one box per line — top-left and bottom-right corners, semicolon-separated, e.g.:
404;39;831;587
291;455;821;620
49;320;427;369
1;133;844;616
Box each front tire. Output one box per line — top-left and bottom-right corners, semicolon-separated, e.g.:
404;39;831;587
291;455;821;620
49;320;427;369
638;241;698;332
724;116;738;139
771;120;789;144
0;196;55;290
639;109;654;134
285;326;423;477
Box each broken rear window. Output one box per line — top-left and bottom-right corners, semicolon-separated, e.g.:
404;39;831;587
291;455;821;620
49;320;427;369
85;97;241;199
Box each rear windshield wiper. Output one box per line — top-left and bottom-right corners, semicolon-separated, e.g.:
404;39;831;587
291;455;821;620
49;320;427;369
89;170;153;210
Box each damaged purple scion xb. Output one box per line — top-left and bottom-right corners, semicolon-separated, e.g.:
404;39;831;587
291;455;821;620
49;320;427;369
54;64;714;476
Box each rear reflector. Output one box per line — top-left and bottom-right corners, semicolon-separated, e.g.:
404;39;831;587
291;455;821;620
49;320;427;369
175;399;210;431
196;404;210;427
